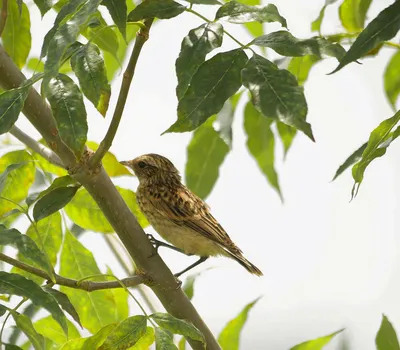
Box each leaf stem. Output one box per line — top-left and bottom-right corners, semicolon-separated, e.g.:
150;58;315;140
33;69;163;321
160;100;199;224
90;18;154;167
0;297;26;346
0;253;145;291
185;8;247;49
0;0;7;38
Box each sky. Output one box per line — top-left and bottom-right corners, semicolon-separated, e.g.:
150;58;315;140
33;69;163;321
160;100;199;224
2;0;400;349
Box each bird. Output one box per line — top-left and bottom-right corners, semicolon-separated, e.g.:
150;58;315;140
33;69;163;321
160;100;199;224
120;153;263;277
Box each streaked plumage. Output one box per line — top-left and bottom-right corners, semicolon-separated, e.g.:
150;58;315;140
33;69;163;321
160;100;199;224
120;153;262;276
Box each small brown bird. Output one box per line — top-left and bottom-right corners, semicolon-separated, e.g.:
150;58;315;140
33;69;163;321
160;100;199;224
120;154;262;277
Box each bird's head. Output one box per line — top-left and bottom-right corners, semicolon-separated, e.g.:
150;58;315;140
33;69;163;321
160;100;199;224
120;154;181;184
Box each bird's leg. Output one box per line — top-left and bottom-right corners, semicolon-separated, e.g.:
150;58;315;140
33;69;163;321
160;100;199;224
147;234;189;256
174;256;209;278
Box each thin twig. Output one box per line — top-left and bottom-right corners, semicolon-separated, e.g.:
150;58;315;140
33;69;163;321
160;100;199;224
0;253;144;292
0;0;8;38
9;125;65;169
90;18;154;167
104;235;158;313
185;8;247;48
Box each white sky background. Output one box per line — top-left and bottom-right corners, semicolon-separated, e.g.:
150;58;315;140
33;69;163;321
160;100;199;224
3;0;400;349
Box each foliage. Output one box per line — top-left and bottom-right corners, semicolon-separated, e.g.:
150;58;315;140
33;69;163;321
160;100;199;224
0;0;399;348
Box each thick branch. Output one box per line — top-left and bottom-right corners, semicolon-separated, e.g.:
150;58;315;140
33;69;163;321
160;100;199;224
9;125;65;169
0;253;143;292
90;18;154;167
0;42;220;350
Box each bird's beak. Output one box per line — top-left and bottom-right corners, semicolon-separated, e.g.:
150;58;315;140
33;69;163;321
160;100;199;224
119;160;131;167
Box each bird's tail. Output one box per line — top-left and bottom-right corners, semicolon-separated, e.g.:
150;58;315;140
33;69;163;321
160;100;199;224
226;250;263;276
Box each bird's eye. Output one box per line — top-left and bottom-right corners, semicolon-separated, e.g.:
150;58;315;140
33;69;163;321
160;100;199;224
138;161;147;169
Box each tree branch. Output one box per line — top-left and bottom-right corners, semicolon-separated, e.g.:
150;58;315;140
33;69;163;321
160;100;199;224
9;125;65;169
90;18;154;167
0;253;144;292
0;41;220;350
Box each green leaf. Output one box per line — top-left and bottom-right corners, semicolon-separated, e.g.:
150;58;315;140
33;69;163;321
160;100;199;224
43;0;103;80
130;327;155;350
376;314;400;350
127;0;185;21
5;344;23;350
33;316;80;345
41;0;83;58
0;87;30;135
384;50;400;110
0;162;27;192
218;298;260;350
26;57;72;74
81;11;119;57
178;336;186;350
33;0;52;17
65;187;148;233
175;22;223;100
276;121;297;158
34;176;77;205
215;91;243;147
288;55;320;86
0;225;54;280
0;272;68;335
332;1;400;74
45;74;88;158
104;267;129;323
215;1;287;27
352;110;400;197
43;288;82;328
166;49;248;133
59;231;125;333
244;102;281;199
242;54;314;141
339;0;372;32
182;0;219;4
0;150;35;216
71;43;111;117
182;271;206;301
86;141;132;177
290;329;344;350
185;119;229;199
311;0;339;33
150;313;205;343
99;315;147;349
2;0;31;68
0;303;8;316
332;142;367;181
11;312;46;350
251;31;346;60
59;323;118;350
102;0;127;38
33;186;79;222
154;328;177;350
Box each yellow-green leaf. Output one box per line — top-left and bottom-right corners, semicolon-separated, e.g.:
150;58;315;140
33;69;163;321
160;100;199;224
376;314;400;350
65;187;148;233
87;142;132;177
218;298;260;350
59;231;126;333
2;0;31;68
290;329;344;349
0;150;35;216
33;316;80;345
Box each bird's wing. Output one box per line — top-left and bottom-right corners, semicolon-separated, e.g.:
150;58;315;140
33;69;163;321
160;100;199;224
147;185;242;254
